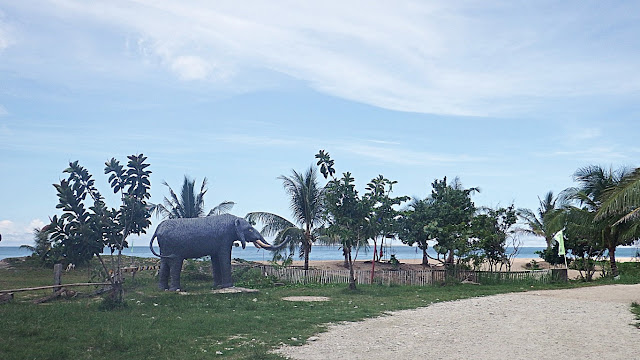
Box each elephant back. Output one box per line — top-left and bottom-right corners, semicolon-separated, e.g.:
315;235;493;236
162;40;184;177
155;214;240;257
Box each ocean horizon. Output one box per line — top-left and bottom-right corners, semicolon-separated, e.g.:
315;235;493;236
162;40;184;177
1;245;639;262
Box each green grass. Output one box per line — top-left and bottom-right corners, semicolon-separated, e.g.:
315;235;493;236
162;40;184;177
1;256;639;360
632;302;640;329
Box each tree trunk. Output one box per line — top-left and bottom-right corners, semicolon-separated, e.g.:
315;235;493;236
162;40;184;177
303;242;310;270
370;241;377;283
347;247;356;290
609;245;618;277
446;250;454;265
422;248;429;266
343;248;349;268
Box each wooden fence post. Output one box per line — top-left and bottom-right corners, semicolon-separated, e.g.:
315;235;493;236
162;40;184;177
53;264;62;293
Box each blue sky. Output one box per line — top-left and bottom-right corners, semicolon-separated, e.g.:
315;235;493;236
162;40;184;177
1;1;640;247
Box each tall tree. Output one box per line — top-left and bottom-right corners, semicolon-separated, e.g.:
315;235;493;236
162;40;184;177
398;198;433;266
568;165;638;277
47;155;152;303
472;205;517;271
597;167;640;224
153;176;234;219
517;191;567;247
423;177;478;265
246;166;325;270
316;150;371;289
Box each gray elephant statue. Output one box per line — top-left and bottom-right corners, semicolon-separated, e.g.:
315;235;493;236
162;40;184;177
149;214;283;291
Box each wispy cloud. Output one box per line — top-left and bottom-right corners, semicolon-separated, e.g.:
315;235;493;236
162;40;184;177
0;219;45;246
339;141;490;166
569;128;602;141
6;1;640;117
0;105;7;116
0;12;15;51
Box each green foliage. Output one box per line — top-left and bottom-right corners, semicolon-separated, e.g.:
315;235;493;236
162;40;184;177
45;155;152;306
472;205;517;271
47;155;152;266
422;177;478;265
232;266;278;287
631;302;640;329
247;166;326;270
364;174;409;261
525;259;541;270
20;227;62;266
269;253;293;269
1;256;639;359
517;191;567;247
152;175;235;219
536;244;565;265
182;258;212;281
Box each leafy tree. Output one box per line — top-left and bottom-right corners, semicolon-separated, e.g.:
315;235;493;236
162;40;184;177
316;150;370;289
565;165;640;277
398;198;433;266
152;175;234;219
246;166;325;270
47;155;152;303
423;177;478;266
363;175;408;280
365;175;408;260
472;205;517;271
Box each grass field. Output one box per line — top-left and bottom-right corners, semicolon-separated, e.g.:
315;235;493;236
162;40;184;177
1;257;639;360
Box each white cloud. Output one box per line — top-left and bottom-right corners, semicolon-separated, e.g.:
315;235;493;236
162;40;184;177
0;13;15;51
11;1;640;116
170;55;213;80
0;219;45;246
340;142;489;166
0;105;7;116
570;128;603;142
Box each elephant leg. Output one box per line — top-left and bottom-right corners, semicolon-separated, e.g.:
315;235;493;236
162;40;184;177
211;256;222;289
169;257;184;291
158;258;170;290
216;248;233;288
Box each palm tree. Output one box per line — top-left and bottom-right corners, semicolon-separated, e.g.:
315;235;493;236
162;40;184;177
597;167;640;224
517;191;567;247
568;165;638;277
246;166;325;270
153;175;234;219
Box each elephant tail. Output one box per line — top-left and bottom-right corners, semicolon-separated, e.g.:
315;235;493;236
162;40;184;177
149;231;162;257
148;230;177;258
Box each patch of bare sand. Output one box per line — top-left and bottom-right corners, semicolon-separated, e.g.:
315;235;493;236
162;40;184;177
276;284;640;360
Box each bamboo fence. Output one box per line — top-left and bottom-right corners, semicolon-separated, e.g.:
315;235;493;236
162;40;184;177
259;266;555;286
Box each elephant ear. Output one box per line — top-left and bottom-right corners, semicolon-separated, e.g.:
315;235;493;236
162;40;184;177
234;218;247;249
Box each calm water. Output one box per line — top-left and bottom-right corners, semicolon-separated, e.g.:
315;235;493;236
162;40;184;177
1;245;639;262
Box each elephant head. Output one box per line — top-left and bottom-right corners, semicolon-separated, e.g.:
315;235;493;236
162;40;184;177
234;218;286;250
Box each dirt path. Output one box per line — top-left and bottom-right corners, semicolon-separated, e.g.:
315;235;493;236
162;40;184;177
276;284;640;360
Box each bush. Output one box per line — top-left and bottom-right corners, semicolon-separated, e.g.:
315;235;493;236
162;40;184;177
233;266;279;288
182;258;211;281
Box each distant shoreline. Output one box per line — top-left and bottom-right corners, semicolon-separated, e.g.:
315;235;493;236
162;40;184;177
1;245;638;262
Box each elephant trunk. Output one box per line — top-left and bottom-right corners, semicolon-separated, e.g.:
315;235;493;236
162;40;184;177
254;238;289;251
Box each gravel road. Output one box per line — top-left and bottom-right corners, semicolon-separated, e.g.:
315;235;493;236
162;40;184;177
276;284;640;360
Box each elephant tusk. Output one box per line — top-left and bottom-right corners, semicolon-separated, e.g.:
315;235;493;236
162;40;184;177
255;240;271;249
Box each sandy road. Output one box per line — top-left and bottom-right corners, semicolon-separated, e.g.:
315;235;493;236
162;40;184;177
276;284;640;360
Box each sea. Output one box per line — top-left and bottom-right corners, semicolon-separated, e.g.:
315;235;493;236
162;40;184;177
1;245;639;262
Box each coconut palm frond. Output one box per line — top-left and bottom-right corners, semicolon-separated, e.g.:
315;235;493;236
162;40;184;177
245;212;296;237
208;201;235;216
597;168;640;222
158;176;232;219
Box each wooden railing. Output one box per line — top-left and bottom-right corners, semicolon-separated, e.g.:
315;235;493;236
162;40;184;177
259;266;555;286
